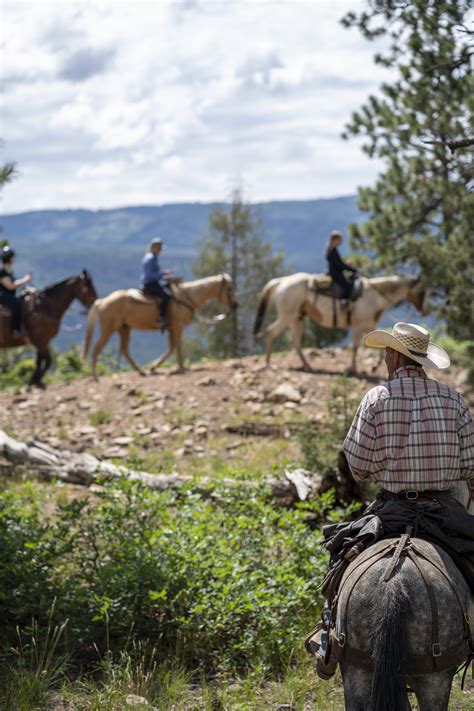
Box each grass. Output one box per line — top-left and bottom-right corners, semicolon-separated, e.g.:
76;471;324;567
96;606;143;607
89;409;112;426
4;658;472;709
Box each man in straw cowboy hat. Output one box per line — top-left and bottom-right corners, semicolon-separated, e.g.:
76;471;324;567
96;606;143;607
308;322;473;680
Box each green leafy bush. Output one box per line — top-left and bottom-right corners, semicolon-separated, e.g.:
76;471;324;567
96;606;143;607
0;480;337;675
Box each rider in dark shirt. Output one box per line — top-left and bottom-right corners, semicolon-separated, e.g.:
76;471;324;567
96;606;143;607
140;238;173;328
325;231;357;303
0;246;32;336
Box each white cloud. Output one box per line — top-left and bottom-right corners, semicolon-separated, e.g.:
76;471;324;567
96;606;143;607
1;0;391;212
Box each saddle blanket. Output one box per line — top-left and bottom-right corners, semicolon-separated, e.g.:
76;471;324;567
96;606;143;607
127;289;157;305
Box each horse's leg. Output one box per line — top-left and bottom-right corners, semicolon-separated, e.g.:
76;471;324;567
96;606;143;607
38;349;52;383
118;326;146;376
175;330;186;373
30;351;43;387
148;331;177;372
291;319;312;371
340;665;373;711
407;671;454;711
264;317;289;366
91;328;112;381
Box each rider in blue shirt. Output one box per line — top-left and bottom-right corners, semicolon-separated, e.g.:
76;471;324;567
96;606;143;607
141;238;173;328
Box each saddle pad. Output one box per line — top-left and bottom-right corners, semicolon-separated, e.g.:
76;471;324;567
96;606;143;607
127;289;156;305
309;274;332;290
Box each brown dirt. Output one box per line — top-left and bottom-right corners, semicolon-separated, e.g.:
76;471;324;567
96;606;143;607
1;347;471;473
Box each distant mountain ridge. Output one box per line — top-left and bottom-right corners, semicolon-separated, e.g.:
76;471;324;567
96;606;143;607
1;195;418;362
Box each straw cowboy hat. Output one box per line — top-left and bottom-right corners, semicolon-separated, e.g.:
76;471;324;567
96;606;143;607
364;322;450;369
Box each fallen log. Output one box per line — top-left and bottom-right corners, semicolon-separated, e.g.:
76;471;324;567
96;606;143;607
0;430;361;507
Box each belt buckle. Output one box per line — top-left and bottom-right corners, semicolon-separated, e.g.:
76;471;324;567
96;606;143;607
405;490;419;500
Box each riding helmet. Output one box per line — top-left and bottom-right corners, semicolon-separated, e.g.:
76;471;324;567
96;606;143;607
1;246;16;262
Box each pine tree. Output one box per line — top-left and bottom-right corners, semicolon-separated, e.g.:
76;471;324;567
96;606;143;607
1;153;16;243
342;0;473;339
192;189;285;358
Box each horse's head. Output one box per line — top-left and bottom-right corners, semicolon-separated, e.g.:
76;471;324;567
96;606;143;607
75;270;98;308
219;273;238;312
407;275;429;315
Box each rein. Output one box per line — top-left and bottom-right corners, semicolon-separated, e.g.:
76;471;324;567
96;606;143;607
173;278;233;325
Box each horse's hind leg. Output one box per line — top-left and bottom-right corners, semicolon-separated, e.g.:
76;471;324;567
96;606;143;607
291;319;312;371
340;666;373;711
119;325;146;376
408;671;454;711
264;317;288;366
91;328;112;381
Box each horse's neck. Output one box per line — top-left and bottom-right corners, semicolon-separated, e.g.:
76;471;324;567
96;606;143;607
41;280;77;316
369;277;413;305
181;278;220;307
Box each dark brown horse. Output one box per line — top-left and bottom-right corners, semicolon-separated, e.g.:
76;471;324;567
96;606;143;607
0;270;97;386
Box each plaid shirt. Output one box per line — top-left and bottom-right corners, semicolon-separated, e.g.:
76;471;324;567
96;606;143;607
343;366;474;492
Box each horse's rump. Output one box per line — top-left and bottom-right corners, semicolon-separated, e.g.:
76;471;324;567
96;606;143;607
336;537;471;675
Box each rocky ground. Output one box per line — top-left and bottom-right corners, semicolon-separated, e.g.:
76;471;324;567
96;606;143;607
0;347;471;477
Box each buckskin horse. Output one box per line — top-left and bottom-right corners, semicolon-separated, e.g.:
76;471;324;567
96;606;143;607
0;271;98;387
334;534;472;711
83;273;238;379
253;273;425;373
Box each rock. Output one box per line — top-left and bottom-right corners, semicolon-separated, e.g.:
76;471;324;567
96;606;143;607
113;436;134;446
284;401;297;409
18;400;37;410
125;695;149;707
266;383;302;403
244;390;261;402
197;376;217;386
136;426;153;436
55;394;77;403
77;401;93;411
194;426;209;438
79;426;97;435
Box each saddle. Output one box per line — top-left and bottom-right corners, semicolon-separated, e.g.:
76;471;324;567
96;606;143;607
310;274;363;327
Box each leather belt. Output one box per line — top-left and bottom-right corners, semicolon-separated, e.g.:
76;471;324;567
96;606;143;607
379;489;451;501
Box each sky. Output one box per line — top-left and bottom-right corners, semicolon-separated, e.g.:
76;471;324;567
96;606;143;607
1;0;391;214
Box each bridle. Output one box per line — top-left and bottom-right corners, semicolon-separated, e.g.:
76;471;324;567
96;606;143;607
173;276;236;325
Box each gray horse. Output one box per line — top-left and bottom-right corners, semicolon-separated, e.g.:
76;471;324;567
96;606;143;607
335;537;471;711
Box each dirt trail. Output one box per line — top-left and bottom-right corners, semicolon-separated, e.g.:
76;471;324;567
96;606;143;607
1;347;470;472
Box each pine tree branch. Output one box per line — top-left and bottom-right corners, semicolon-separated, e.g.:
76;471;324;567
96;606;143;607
422;137;474;153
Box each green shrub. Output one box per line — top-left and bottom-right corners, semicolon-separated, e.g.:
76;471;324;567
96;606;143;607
0;479;338;675
89;409;112;426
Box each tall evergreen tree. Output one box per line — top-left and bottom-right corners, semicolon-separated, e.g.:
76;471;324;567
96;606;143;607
1;151;17;243
192;189;285;358
342;0;473;339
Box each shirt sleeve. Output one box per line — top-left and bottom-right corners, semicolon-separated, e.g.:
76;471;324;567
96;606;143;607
343;393;378;480
457;404;474;480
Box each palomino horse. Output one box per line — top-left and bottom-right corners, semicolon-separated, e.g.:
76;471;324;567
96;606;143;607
0;271;97;387
83;273;237;379
253;273;425;373
336;536;472;711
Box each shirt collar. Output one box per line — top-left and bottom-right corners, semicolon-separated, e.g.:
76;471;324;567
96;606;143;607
392;365;427;380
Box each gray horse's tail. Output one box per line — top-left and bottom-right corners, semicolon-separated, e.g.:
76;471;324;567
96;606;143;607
370;576;409;711
253;278;280;339
83;301;99;360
